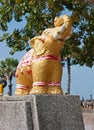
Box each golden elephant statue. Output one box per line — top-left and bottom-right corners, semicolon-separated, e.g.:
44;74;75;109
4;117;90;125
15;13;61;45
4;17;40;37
15;15;72;95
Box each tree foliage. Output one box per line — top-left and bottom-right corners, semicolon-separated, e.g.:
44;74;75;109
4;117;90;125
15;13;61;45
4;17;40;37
0;58;18;76
0;58;18;95
61;1;94;67
0;0;94;67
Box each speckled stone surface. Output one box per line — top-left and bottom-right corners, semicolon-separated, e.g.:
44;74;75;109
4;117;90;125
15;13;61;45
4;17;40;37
0;101;33;130
0;95;85;130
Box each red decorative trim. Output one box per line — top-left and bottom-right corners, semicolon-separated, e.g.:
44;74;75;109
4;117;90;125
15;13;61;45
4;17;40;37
33;82;46;86
48;82;61;86
16;84;29;90
32;55;61;62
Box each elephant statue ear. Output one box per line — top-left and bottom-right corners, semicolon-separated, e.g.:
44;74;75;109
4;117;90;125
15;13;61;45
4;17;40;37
30;36;46;56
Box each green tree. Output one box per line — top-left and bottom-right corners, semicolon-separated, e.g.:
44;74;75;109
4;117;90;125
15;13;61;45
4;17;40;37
0;1;94;65
0;58;18;95
61;1;94;94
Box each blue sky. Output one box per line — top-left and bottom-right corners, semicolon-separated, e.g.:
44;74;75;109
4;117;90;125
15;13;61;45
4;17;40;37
0;11;94;99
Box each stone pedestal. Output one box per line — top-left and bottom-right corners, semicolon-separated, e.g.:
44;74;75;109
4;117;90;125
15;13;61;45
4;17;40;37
0;95;85;130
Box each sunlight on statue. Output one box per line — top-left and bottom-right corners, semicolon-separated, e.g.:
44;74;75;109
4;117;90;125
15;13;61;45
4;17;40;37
15;15;72;95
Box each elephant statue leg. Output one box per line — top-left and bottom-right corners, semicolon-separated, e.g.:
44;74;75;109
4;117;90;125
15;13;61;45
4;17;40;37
15;49;33;95
15;66;32;95
47;60;63;95
29;60;49;94
30;59;56;94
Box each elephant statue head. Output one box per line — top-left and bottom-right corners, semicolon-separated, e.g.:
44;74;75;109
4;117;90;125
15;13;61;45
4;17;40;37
30;15;72;56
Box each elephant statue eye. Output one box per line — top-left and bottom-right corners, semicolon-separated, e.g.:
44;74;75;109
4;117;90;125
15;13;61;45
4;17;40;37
43;29;51;36
45;31;51;36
